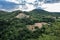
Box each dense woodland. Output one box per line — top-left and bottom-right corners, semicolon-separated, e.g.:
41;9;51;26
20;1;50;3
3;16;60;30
0;9;60;40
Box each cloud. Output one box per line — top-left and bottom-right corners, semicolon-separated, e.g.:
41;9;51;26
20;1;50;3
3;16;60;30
41;3;60;12
5;0;19;4
18;4;36;11
0;1;19;12
0;0;60;12
26;0;35;3
0;0;37;12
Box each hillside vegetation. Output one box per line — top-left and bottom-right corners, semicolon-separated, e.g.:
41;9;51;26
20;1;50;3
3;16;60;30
0;10;60;40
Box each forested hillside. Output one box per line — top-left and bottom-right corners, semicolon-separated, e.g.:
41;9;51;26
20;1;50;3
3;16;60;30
0;10;60;40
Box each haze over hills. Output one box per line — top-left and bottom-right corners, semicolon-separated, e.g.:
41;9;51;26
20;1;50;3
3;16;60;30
0;0;60;12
